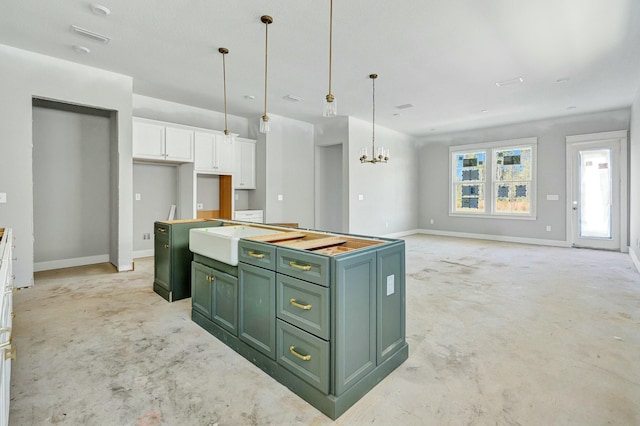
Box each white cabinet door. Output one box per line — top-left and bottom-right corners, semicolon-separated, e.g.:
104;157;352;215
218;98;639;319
165;127;194;162
234;139;256;189
133;120;165;160
194;131;215;171
216;138;235;174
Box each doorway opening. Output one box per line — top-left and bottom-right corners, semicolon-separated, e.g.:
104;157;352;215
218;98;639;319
32;98;117;271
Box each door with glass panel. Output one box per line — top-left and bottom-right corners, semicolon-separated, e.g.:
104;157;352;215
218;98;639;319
568;139;620;250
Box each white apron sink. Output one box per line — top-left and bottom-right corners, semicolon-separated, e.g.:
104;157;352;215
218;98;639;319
189;225;280;266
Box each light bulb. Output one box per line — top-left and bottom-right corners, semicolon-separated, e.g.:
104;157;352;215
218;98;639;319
260;116;270;134
323;96;337;117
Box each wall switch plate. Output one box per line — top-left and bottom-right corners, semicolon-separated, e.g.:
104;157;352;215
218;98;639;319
135;193;141;201
143;233;151;240
277;194;283;201
197;203;204;210
546;194;559;201
430;219;434;225
0;193;5;203
235;193;239;201
358;194;364;201
546;225;552;232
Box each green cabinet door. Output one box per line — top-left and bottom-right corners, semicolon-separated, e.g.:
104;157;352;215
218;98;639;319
154;233;171;292
211;269;238;335
192;261;212;319
238;262;276;360
332;250;377;396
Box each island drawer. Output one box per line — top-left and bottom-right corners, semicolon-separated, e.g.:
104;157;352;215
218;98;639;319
277;319;329;394
277;275;329;340
276;247;329;287
154;223;171;237
238;240;276;270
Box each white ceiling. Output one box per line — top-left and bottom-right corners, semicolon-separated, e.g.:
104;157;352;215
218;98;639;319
1;0;639;136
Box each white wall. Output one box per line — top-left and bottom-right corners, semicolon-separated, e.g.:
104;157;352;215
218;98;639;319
249;114;315;228
0;44;133;287
347;117;419;236
629;92;640;271
418;109;631;244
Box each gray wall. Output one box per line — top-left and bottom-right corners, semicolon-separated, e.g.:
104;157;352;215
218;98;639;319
418;109;631;243
315;144;344;232
0;44;133;287
347;117;419;236
32;103;111;266
133;163;178;253
196;174;221;211
630;92;640;265
249;114;315;228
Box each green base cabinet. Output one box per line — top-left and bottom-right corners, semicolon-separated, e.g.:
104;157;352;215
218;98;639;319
191;235;408;420
192;257;238;335
153;220;219;302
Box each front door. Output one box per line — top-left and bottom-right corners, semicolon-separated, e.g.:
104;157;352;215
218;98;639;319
567;132;627;250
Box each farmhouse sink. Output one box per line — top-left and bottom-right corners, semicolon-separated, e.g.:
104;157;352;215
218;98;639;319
189;225;281;266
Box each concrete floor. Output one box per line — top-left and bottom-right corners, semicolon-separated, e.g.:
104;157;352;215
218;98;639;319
9;235;640;425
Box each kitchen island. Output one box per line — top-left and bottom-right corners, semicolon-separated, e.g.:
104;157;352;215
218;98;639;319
189;222;408;420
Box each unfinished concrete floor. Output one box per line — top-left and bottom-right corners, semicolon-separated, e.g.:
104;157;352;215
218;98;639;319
9;235;640;425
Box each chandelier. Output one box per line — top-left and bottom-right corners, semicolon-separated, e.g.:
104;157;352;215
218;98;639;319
360;74;389;164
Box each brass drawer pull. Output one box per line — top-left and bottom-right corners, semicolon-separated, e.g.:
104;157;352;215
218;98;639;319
4;347;16;361
248;251;265;259
289;299;311;310
206;275;216;282
289;345;311;361
156;228;166;233
289;261;311;271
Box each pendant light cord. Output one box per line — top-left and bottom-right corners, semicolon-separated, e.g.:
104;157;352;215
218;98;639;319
328;0;333;96
222;51;228;133
372;75;376;154
264;19;269;118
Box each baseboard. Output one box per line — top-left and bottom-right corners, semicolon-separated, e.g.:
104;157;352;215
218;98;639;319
133;249;154;259
34;254;111;272
413;229;572;248
629;248;640;274
381;229;420;239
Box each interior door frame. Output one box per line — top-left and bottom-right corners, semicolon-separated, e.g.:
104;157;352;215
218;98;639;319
565;130;628;252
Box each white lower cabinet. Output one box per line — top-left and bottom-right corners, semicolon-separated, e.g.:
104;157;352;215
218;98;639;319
234;210;264;223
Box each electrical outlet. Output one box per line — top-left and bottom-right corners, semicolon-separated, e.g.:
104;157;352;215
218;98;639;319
135;193;141;201
385;221;389;228
197;203;204;210
0;193;6;204
430;219;434;225
143;233;150;240
546;225;552;232
277;194;284;201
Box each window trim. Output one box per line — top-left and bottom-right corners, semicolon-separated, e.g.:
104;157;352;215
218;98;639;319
449;137;537;220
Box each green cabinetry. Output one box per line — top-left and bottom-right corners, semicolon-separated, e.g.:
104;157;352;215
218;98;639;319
153;220;218;302
191;232;408;420
192;260;238;335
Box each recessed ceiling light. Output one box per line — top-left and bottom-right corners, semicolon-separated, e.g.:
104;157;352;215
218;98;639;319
567;105;577;110
395;104;414;110
70;25;111;44
244;95;255;100
481;109;488;113
283;94;303;102
495;77;524;87
91;4;111;16
72;45;91;54
556;78;570;84
393;113;401;117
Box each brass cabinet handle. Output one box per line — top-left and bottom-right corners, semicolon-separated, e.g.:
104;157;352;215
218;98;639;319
289;261;311;271
248;251;265;259
289;345;311;361
156;228;166;233
206;275;215;282
0;327;12;350
289;298;311;310
4;347;16;361
164;244;169;249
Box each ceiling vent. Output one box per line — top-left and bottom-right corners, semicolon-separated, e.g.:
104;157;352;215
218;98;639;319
395;104;414;110
70;25;111;44
283;94;304;102
495;77;523;87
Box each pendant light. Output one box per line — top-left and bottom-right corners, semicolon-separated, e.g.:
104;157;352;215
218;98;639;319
322;0;337;117
359;74;389;164
218;47;234;144
260;15;273;134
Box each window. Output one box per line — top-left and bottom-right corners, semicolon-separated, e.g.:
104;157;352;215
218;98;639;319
450;138;537;218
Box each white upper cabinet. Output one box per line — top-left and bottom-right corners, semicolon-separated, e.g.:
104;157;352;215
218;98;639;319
194;131;234;174
133;117;194;163
234;138;256;189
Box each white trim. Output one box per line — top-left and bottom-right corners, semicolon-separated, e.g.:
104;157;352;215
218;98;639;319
411;229;571;247
133;249;154;259
566;130;628;144
629;248;640;274
381;230;420;239
34;254;111;272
